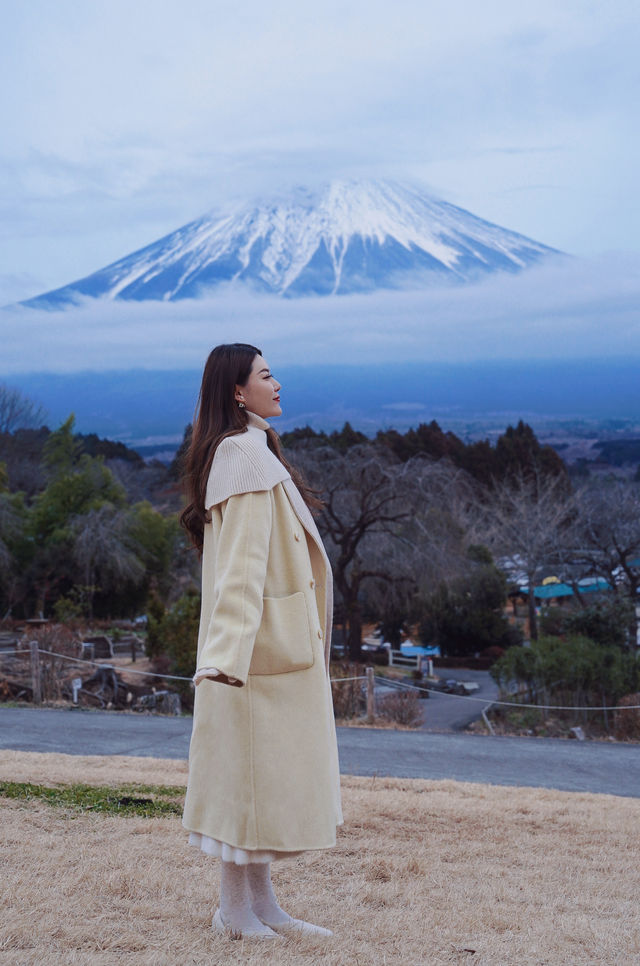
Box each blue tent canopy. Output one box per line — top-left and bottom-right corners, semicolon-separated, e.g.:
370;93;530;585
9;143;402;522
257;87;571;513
400;644;441;657
518;578;611;600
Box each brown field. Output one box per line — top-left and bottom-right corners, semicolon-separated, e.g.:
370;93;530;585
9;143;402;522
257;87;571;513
0;750;638;966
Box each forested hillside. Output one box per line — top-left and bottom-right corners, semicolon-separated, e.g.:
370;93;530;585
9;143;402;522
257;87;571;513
1;386;639;713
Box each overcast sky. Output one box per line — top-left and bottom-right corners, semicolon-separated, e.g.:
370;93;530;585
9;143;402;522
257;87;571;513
1;0;639;309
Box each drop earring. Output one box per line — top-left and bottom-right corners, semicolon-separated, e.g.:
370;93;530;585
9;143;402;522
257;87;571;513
237;400;246;409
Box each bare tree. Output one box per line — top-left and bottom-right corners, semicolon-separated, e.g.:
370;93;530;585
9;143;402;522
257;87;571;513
411;458;481;582
70;506;146;618
360;457;484;650
566;480;640;648
0;384;46;434
304;445;416;658
481;470;575;640
294;443;475;659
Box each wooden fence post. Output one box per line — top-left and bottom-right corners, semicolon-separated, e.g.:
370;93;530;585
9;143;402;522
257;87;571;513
30;641;41;705
366;665;375;723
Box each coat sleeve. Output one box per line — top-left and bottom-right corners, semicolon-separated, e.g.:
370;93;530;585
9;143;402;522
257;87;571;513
195;489;272;687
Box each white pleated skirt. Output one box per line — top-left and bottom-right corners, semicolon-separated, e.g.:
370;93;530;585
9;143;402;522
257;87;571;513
188;831;303;865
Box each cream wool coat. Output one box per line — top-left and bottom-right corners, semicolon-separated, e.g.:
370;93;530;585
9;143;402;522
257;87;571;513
182;413;343;854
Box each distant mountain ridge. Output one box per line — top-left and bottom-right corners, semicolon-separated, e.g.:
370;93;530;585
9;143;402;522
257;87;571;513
24;179;558;307
13;359;640;444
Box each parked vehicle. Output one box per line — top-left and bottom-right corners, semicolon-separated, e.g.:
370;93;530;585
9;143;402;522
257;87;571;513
360;640;391;665
429;678;472;696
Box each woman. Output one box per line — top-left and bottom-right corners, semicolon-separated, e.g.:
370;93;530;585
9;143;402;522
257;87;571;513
181;343;342;940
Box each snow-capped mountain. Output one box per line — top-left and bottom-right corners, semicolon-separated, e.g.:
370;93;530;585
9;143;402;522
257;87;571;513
25;179;558;306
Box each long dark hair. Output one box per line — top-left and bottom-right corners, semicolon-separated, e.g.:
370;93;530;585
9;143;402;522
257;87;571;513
180;343;321;553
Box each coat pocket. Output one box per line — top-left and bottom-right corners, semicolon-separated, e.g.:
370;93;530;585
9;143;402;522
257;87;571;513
249;592;315;676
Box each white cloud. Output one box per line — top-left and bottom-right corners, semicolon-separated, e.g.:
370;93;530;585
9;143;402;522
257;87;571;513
1;254;638;374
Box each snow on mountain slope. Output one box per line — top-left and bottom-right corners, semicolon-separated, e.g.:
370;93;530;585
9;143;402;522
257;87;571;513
25;179;559;307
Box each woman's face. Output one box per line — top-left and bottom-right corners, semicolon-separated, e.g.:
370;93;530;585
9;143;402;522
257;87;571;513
235;355;282;419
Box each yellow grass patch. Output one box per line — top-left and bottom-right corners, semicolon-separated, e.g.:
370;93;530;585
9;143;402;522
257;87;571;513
0;751;638;965
0;750;189;788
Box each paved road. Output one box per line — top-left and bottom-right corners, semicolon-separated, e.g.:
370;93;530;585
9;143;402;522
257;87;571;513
1;706;639;798
415;667;500;732
370;666;499;731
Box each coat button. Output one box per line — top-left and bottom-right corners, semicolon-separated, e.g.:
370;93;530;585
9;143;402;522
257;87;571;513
309;579;315;589
317;629;323;639
294;532;300;541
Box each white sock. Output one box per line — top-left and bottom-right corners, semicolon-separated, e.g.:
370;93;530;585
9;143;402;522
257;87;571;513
247;862;333;936
247;862;290;925
218;861;277;937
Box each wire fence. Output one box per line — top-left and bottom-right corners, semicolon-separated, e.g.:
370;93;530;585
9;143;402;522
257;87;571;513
373;674;640;712
3;645;640;713
24;648;193;683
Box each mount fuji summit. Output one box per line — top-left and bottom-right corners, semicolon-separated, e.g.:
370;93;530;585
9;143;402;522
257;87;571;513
25;179;559;307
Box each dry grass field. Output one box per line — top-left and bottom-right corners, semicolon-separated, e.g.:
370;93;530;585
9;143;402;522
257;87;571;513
0;750;638;966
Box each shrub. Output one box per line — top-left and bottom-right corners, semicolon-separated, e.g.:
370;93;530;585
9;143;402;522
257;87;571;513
491;635;640;712
23;623;77;655
378;689;423;728
20;624;78;702
614;694;640;741
330;663;364;719
563;600;634;650
145;591;200;708
539;600;634;649
539;608;566;637
145;593;167;659
419;566;520;658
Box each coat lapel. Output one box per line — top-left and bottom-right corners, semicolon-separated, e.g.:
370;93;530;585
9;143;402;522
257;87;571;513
282;480;327;563
282;479;334;669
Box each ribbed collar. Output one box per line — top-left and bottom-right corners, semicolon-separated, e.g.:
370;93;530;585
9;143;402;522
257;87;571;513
246;411;270;433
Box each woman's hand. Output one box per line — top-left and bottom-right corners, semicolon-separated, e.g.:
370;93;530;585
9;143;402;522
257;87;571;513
193;667;240;687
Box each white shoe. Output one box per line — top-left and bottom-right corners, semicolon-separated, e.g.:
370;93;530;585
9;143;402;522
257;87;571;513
212;908;280;939
263;916;333;937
